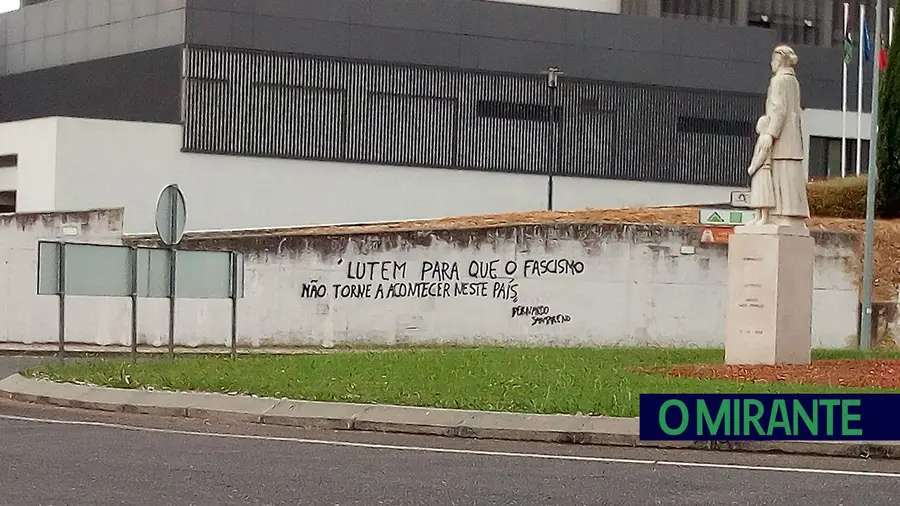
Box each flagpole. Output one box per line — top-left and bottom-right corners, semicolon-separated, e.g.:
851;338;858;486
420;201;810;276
857;4;866;177
861;0;884;350
891;7;895;45
842;2;850;178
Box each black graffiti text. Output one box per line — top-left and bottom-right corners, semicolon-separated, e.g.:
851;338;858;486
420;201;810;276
510;305;550;318
301;281;328;298
421;261;460;281
468;260;499;279
532;314;572;326
346;260;407;281
454;281;489;297
493;281;519;303
333;283;373;299
510;304;571;325
522;259;584;277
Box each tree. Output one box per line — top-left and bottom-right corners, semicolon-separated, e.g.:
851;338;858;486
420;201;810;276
877;16;900;218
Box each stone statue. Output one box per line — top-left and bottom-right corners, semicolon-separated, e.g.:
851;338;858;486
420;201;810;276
748;115;776;225
747;45;810;228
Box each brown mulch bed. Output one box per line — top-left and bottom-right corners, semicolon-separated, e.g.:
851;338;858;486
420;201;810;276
666;360;900;389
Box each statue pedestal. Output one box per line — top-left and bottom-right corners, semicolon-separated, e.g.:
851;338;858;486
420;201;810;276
724;224;813;365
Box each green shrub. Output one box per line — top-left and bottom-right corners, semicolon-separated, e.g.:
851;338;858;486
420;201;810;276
878;12;900;218
807;176;868;218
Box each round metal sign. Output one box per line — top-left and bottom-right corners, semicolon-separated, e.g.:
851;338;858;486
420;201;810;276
155;184;187;246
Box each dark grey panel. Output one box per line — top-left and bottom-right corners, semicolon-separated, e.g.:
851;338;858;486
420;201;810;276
257;0;348;23
796;44;872;111
231;12;253;47
579;48;681;88
250;15;350;56
181;0;794;103
461;36;571;76
182;47;760;187
186;8;232;47
460;0;569;45
0;46;183;124
363;0;464;35
350;26;461;68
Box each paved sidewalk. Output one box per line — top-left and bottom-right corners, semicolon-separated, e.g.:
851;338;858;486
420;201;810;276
2;373;898;460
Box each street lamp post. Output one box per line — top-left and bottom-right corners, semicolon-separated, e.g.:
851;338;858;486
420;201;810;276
546;67;562;211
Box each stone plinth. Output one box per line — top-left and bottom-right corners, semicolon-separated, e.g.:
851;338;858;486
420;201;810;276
725;224;813;365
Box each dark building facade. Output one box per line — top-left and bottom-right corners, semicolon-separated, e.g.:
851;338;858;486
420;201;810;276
0;0;894;187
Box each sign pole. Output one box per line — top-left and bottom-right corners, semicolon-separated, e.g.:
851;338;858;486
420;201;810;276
130;246;139;363
231;252;239;360
168;188;178;360
860;0;884;350
57;242;66;361
155;183;186;360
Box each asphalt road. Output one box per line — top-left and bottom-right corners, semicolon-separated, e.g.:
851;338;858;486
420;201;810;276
1;399;900;506
1;358;900;505
0;356;43;379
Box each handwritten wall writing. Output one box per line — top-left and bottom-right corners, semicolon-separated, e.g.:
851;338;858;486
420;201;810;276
300;257;583;316
303;279;520;302
511;305;572;326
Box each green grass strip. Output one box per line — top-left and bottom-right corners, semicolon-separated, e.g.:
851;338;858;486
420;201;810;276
25;347;900;418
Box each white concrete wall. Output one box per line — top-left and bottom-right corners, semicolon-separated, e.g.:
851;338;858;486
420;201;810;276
0;117;743;234
0;210;858;349
0;208;126;345
803;108;872;141
0;117;58;211
196;225;854;349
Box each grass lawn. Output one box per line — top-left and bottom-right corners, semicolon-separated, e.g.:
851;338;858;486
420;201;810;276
24;347;900;418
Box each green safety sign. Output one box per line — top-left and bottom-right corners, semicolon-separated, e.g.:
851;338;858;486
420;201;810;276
698;208;757;226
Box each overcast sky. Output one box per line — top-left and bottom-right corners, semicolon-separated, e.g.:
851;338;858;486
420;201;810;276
0;0;18;14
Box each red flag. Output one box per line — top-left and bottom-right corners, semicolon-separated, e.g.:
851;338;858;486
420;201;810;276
879;42;888;70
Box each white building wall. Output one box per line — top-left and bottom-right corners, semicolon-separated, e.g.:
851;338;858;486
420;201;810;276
0;117;58;210
0;117;747;234
803;108;872;141
801;107;872;175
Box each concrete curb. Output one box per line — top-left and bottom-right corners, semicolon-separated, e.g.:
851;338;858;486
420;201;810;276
2;374;898;460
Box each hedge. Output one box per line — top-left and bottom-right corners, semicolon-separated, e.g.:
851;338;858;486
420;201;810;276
807;176;868;219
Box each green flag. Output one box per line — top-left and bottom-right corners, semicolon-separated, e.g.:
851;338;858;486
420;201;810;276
844;31;853;64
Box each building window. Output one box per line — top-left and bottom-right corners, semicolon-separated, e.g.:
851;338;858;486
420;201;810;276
476;100;561;122
0;155;16;168
808;136;870;179
677;117;752;136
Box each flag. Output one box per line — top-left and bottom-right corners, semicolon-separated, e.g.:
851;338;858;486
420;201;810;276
879;36;889;70
844;31;854;64
864;16;874;61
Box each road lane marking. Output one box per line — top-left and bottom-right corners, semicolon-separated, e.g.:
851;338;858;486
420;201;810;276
1;413;899;479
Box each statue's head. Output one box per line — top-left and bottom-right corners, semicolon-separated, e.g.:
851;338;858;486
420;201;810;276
771;45;799;73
